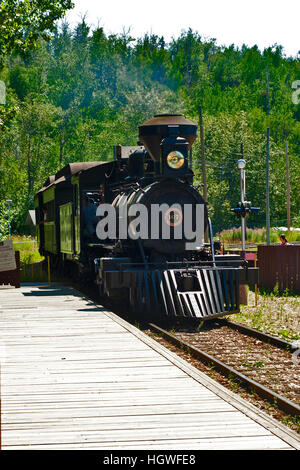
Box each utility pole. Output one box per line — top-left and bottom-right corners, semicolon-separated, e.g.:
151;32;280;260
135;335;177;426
198;106;207;202
189;148;193;171
198;106;208;243
285;141;291;231
266;71;271;245
219;164;223;182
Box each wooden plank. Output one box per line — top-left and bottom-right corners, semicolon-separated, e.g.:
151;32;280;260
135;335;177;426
2;425;273;446
1;378;206;394
0;425;279;447
0;284;298;450
2;411;250;429
2;401;234;419
1;390;220;405
2;435;291;450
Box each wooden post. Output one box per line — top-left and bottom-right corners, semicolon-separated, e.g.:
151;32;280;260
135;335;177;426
266;71;271;245
254;253;258;307
47;256;51;284
285;142;291;232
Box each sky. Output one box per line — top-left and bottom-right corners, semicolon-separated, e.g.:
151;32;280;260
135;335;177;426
65;0;300;57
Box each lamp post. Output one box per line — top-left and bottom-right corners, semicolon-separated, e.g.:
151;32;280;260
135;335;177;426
6;199;12;239
237;160;246;251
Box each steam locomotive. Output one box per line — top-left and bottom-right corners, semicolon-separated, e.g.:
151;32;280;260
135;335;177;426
35;114;258;319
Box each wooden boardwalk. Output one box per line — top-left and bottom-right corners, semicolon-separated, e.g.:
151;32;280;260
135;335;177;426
0;284;299;450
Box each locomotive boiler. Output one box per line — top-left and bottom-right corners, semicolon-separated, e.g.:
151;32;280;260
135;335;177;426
35;114;258;319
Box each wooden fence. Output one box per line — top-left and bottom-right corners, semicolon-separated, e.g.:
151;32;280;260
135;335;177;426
258;245;300;293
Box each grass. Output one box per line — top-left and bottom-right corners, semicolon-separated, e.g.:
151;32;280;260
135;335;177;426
218;227;300;340
11;235;46;281
232;286;300;342
217;227;300;246
12;235;44;264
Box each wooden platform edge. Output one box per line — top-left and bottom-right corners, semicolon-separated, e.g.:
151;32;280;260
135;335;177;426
101;309;300;450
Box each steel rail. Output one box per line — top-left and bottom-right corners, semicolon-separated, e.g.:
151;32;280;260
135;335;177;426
215;318;298;352
148;323;300;417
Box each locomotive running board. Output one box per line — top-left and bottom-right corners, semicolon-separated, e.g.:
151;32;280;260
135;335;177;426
132;267;240;319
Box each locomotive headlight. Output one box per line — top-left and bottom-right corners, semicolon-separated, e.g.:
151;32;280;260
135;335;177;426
166;151;185;169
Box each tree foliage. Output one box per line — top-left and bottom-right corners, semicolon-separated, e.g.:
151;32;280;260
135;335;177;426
0;21;299;233
0;0;74;59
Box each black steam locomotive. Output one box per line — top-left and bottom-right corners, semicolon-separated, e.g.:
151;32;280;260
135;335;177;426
35;114;258;319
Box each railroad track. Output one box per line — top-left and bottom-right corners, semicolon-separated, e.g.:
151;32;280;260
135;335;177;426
215;318;299;352
147;322;300;418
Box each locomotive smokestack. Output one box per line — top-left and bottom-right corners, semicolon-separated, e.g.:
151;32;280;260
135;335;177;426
138;114;197;162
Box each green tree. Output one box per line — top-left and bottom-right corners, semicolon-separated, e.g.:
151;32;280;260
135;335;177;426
16;98;59;193
0;200;9;240
0;0;74;60
0;22;299;234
